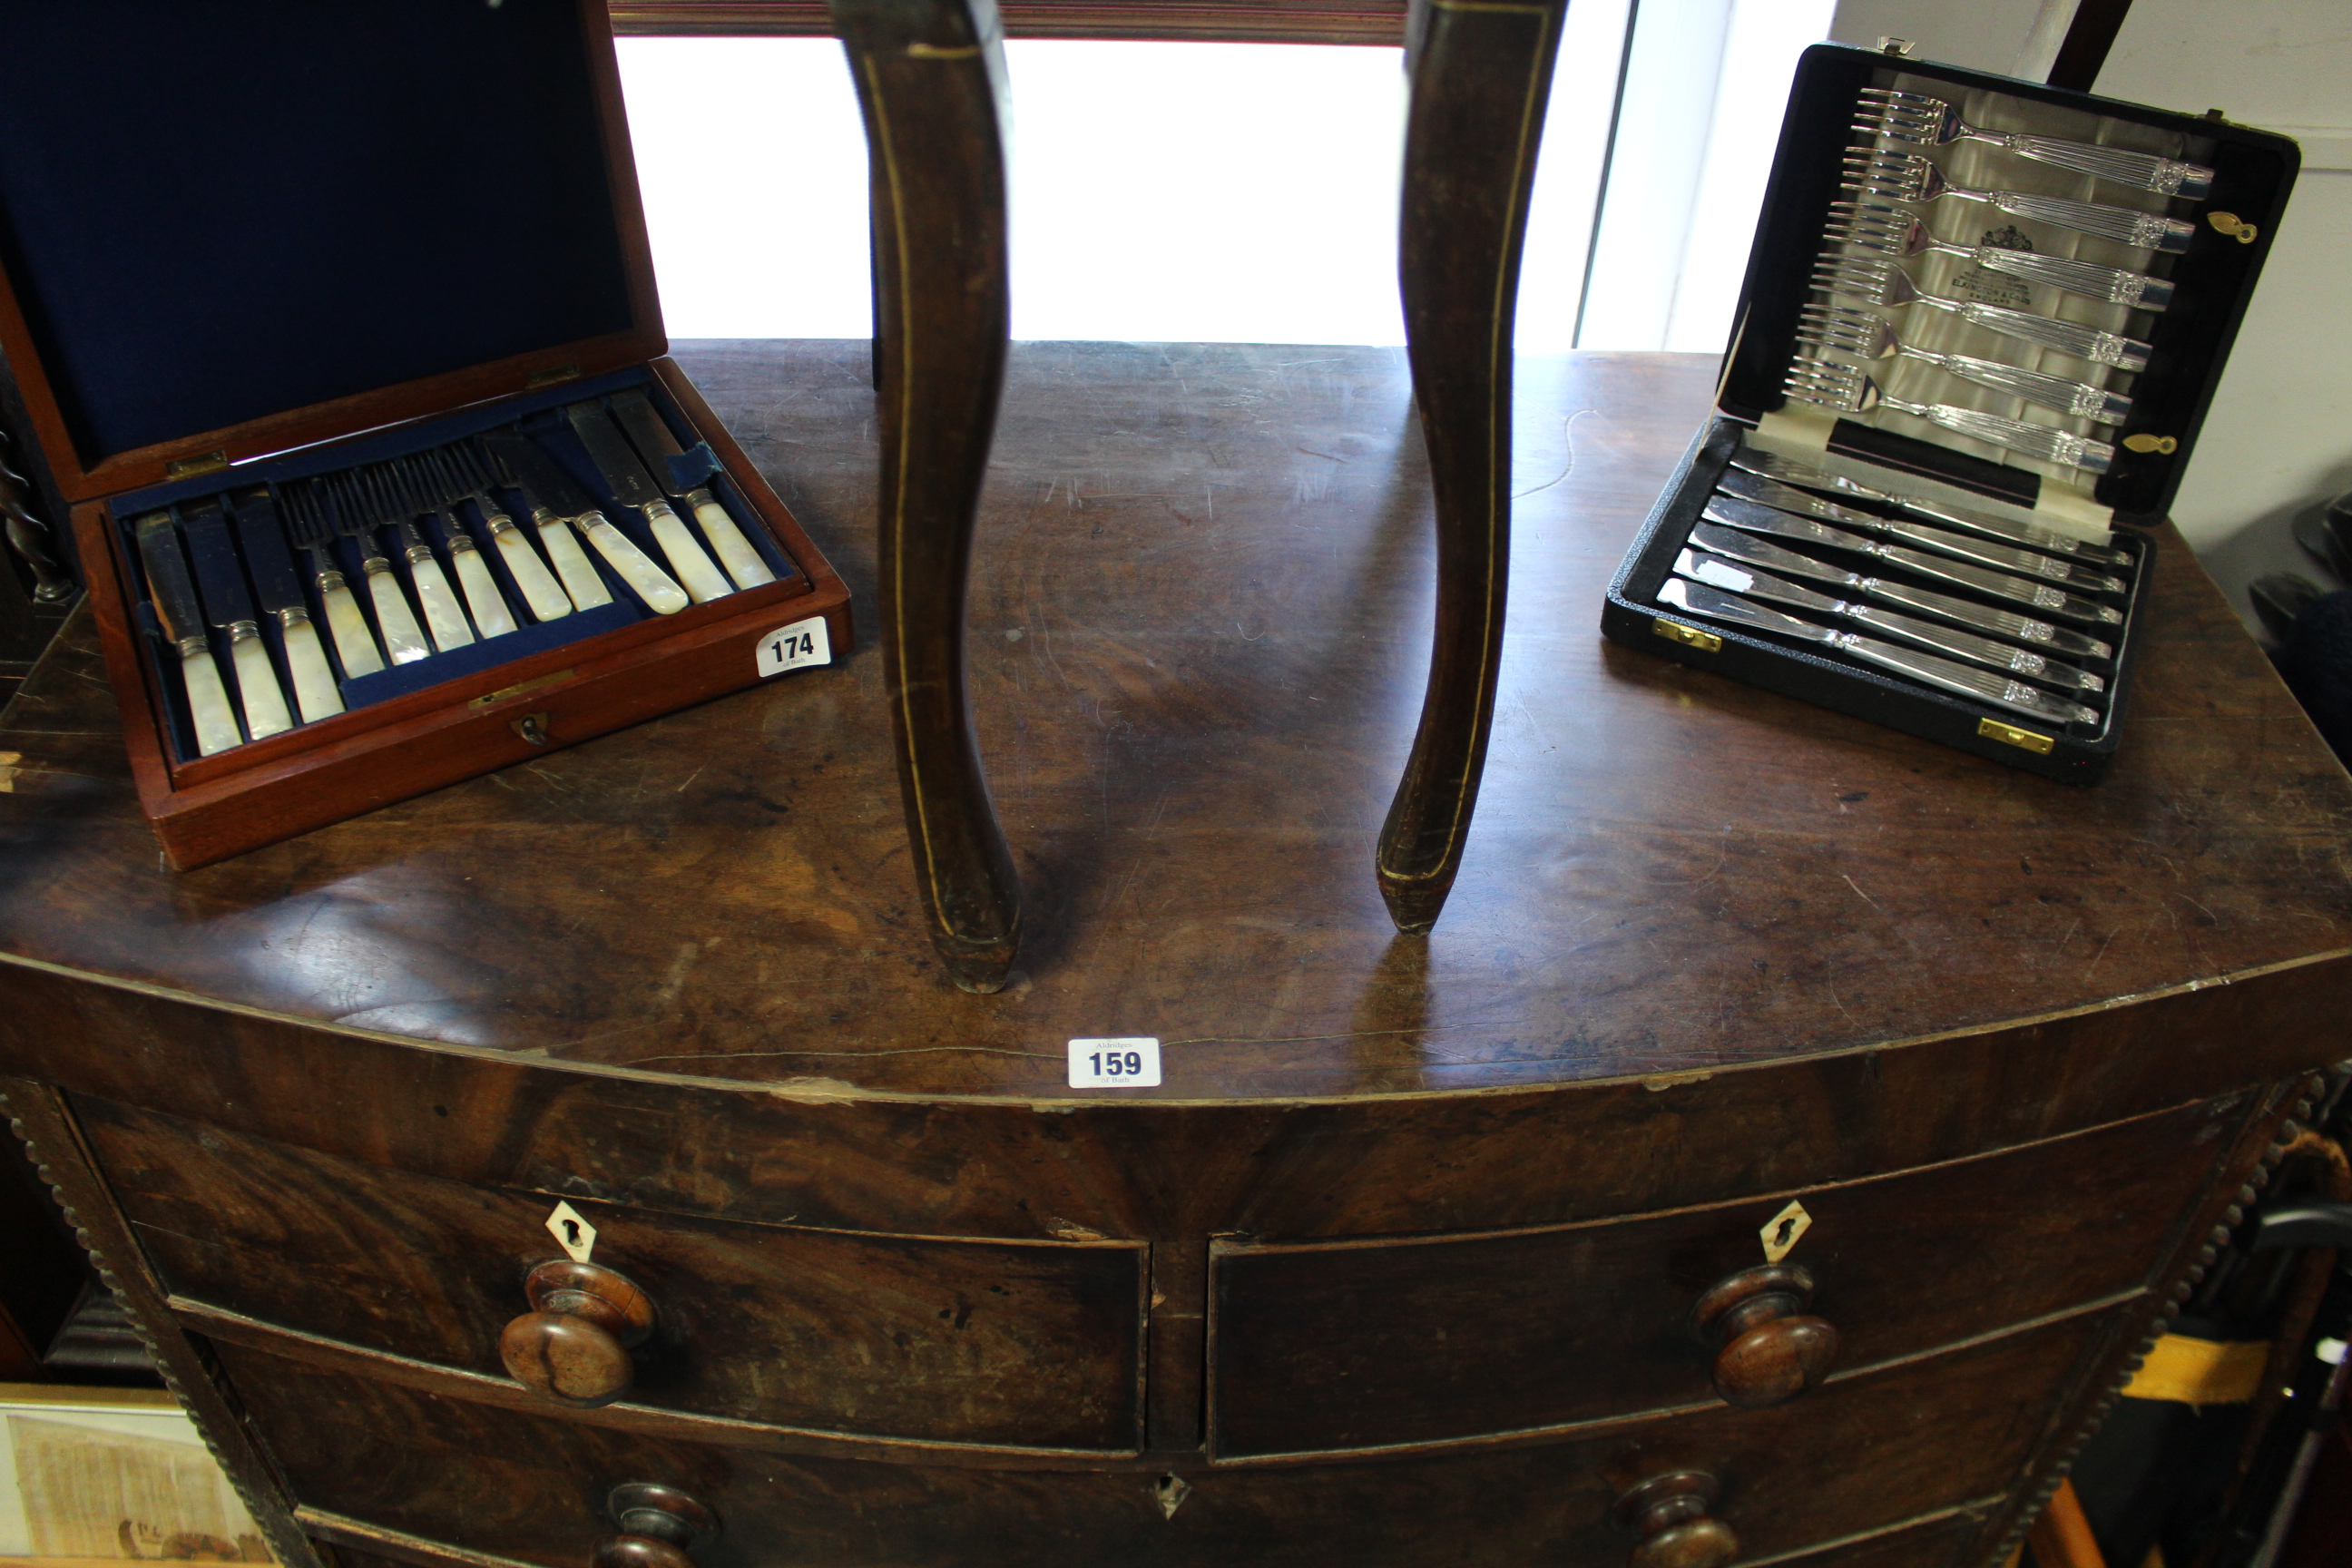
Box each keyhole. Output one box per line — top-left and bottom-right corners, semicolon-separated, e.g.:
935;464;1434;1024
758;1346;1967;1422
1774;1218;1798;1247
564;1220;582;1246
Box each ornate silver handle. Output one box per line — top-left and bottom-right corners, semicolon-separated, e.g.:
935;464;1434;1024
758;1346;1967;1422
1984;191;2196;253
1886;397;2117;474
1985;132;2214;200
1940;299;2151;371
1912;350;2132;425
1968;246;2174;310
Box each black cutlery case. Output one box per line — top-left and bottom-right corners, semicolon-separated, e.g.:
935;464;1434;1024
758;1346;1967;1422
1602;40;2298;782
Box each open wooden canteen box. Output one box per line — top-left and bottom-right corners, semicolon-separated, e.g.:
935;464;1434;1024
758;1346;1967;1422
0;0;851;869
1604;40;2298;783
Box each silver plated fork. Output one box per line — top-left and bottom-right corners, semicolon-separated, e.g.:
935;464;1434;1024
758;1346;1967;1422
1796;303;2132;424
1827;201;2174;310
1855;88;2214;199
1843;150;2196;254
1812;255;2151;371
1784;357;2116;475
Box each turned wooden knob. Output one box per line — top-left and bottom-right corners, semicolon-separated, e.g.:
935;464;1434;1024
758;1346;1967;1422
592;1484;717;1568
1690;1262;1839;1409
499;1259;656;1407
1614;1472;1739;1568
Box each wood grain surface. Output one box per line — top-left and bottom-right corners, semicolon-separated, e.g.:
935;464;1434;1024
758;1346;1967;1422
226;1314;2099;1566
77;1093;1144;1450
0;342;2340;1102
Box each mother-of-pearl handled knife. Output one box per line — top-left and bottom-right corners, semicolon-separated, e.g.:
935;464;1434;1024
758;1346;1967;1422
485;431;686;615
610;390;777;590
1657;576;2101;729
1702;494;2122;627
230;488;343;722
181;500;294;741
568;401;734;605
133;512;243;755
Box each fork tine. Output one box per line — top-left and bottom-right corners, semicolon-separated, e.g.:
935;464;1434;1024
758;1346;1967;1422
1795;307;1876;355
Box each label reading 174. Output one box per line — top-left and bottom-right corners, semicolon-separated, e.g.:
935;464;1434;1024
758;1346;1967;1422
1067;1037;1161;1088
756;616;831;678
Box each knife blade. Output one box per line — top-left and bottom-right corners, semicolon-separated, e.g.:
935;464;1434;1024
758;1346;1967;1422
608;390;776;590
566;401;734;604
1717;469;2127;593
1687;523;2114;662
1727;447;2131;567
181;499;294;740
230;487;344;723
1702;493;2123;627
1674;548;2105;693
1656;577;2102;729
132;511;243;756
484;430;686;615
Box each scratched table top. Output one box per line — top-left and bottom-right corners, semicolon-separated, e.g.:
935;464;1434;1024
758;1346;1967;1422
0;341;2346;1102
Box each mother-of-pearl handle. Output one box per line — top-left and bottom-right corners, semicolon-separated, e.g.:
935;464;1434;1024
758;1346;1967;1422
278;614;345;723
577;512;689;614
490;525;573;621
407;554;476;652
644;502;734;604
364;564;433;664
450;545;518;638
534;516;614;610
227;632;293;740
318;582;386;676
179;648;244;755
689;494;777;589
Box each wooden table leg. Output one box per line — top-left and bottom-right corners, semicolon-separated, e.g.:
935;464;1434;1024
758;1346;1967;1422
828;0;1022;992
1377;0;1569;934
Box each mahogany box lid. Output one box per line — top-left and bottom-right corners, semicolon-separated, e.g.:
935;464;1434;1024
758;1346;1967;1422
0;0;663;505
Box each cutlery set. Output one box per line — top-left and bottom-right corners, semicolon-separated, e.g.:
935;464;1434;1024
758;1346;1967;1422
1657;444;2135;732
131;394;780;756
1604;44;2292;779
1786;85;2209;471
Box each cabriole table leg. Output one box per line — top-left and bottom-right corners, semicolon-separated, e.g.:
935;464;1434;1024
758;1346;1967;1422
1378;0;1569;933
828;0;1023;992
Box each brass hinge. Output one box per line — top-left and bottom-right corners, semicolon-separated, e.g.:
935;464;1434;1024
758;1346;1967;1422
1653;617;1721;653
525;363;583;390
1978;717;2055;755
165;450;230;479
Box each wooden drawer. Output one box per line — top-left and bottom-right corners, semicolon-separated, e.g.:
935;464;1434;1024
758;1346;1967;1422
1211;1096;2228;1455
225;1314;2100;1568
76;1095;1143;1452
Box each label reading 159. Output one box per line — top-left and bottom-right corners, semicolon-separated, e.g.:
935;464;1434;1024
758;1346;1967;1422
755;616;832;678
1067;1037;1161;1088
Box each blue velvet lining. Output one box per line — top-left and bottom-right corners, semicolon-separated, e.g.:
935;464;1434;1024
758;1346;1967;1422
0;0;636;465
112;368;808;764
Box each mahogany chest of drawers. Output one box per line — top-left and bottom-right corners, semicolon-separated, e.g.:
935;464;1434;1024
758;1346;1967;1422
3;342;2347;1568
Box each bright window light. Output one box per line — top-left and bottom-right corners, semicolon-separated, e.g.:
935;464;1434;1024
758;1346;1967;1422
617;34;1623;349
